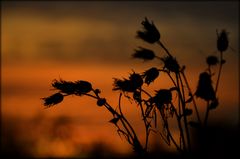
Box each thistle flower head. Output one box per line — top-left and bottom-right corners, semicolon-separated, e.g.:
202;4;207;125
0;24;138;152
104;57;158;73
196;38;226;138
143;67;159;85
52;79;92;95
206;55;219;66
137;17;160;44
217;29;229;52
153;89;172;109
132;47;156;61
75;80;92;95
161;56;180;73
52;79;76;94
195;72;216;101
129;72;143;88
42;93;64;107
113;72;143;92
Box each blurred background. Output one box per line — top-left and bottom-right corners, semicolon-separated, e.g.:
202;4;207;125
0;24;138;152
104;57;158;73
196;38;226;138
1;1;239;158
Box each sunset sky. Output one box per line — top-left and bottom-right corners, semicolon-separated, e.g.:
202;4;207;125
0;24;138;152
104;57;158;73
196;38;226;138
1;1;239;157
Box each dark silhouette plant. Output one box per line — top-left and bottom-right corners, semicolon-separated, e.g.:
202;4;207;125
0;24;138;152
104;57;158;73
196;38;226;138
42;17;230;157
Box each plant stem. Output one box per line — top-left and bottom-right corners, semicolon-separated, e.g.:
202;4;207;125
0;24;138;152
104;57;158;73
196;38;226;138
157;41;172;57
159;107;182;152
204;101;210;126
215;51;223;94
178;74;191;151
204;51;223;127
139;88;150;150
181;71;202;125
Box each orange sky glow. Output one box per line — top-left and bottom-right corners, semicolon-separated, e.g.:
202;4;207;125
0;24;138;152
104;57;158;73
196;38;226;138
1;1;239;157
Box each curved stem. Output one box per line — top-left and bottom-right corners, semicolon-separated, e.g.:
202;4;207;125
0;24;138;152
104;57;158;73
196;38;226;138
178;73;191;151
157;41;173;57
159;107;182;152
141;88;153;98
139;89;150;150
117;93;134;141
175;74;188;151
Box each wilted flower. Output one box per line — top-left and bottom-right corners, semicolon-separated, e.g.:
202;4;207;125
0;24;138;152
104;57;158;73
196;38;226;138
75;80;92;95
217;29;229;52
132;47;156;61
206;55;219;66
195;72;216;101
143;67;159;85
153;89;172;109
161;56;180;73
42;93;64;107
137;17;160;44
113;72;143;92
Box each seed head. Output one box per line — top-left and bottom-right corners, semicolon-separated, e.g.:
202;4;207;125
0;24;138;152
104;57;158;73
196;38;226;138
42;93;64;107
52;79;76;95
206;55;219;66
161;56;180;73
132;47;156;61
217;29;229;52
195;72;216;101
137;17;160;44
143;67;159;85
113;72;143;92
153;89;172;109
75;80;92;95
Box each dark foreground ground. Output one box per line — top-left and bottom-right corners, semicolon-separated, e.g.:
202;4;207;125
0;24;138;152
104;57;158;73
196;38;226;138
1;124;239;159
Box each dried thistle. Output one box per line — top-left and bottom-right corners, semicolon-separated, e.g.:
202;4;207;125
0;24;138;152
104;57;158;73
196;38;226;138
143;67;159;85
132;47;156;61
42;93;64;107
137;17;160;44
52;79;92;95
75;80;92;95
217;29;229;52
206;55;219;66
52;79;76;94
195;72;216;101
161;56;180;73
153;89;172;109
113;72;143;92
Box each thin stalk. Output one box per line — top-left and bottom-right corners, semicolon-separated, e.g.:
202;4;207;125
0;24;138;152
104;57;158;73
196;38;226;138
175;74;188;151
172;104;186;152
181;71;202;125
159;108;182;152
215;51;223;94
204;101;210;127
139;88;150;150
178;73;191;151
117;93;134;141
157;41;172;57
177;87;183;150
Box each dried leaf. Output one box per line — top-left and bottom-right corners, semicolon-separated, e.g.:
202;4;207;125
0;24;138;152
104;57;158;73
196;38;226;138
109;117;120;125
